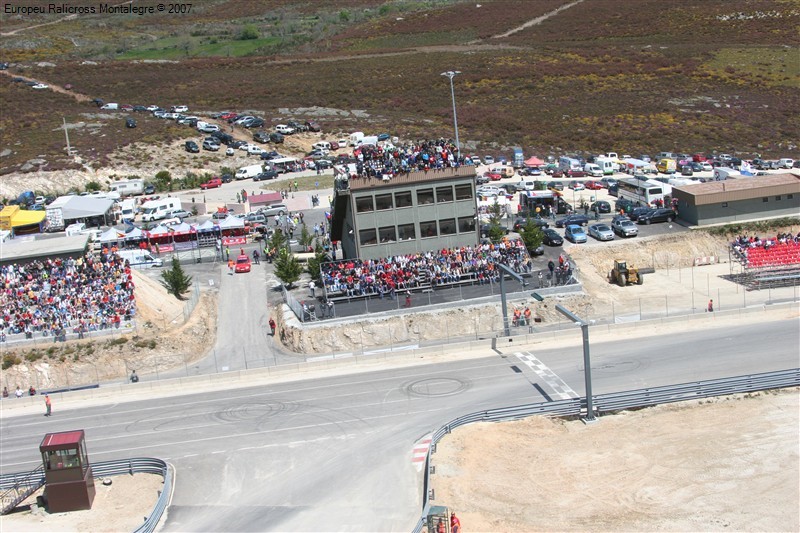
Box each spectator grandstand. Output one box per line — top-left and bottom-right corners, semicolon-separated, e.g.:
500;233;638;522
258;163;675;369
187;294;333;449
345;138;470;180
729;233;800;289
0;251;136;343
320;239;532;301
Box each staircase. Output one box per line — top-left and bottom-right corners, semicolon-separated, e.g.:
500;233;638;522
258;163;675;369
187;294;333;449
1;465;45;515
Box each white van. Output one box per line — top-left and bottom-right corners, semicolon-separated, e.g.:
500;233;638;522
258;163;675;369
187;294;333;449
489;164;515;178
584;163;603;177
235;164;263;180
100;103;119;110
117;249;163;269
596;158;617;175
779;158;794;169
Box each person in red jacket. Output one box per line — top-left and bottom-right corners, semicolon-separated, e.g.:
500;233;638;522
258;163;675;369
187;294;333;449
268;318;276;336
450;512;461;533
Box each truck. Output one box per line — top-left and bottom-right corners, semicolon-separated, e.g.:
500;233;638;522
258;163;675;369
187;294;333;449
235;164;263;180
348;131;364;146
512;147;524;168
357;135;379;147
141;197;182;222
118;249;163;269
109;179;144;197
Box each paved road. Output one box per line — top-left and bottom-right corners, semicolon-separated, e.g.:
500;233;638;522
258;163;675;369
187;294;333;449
2;317;797;531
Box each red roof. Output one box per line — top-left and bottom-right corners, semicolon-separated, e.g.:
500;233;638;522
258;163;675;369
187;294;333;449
40;430;84;449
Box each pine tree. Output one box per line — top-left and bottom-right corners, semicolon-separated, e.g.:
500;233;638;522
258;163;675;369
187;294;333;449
274;249;302;289
160;257;193;300
306;243;326;283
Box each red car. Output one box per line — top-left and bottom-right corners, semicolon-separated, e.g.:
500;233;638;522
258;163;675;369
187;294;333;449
484;171;502;181
220;112;238;121
584;180;604;190
200;178;222;190
234;255;251;273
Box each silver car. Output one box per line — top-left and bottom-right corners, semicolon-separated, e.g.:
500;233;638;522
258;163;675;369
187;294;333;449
588;223;614;241
612;218;639;237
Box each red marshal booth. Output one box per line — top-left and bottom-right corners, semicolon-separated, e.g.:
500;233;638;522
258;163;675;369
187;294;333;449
39;430;96;512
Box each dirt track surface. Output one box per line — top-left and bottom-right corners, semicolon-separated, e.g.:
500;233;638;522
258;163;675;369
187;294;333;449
431;389;800;532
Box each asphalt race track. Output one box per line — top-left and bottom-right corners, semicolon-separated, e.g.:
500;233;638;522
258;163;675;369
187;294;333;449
1;317;797;531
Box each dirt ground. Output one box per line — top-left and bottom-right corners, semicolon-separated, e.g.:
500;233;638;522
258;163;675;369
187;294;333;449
1;473;164;532
431;389;800;532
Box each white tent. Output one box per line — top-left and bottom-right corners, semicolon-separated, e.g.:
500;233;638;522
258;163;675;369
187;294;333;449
217;216;244;230
195;220;217;232
123;226;144;240
98;227;126;243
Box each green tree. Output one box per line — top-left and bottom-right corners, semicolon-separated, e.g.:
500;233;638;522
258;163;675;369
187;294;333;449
486;198;508;242
239;24;259;40
268;228;287;252
274;249;302;289
519;221;545;252
299;224;313;248
154;170;172;192
85;181;102;192
306;243;326;284
159;257;193;300
338;9;350;22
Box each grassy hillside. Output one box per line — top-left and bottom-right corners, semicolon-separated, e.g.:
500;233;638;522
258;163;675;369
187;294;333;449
0;0;798;175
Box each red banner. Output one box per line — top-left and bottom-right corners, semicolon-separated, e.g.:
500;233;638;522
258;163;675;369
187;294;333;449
151;244;174;253
222;236;246;245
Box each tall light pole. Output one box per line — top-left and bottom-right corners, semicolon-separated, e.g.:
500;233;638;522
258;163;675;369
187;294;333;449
441;70;461;161
555;303;596;423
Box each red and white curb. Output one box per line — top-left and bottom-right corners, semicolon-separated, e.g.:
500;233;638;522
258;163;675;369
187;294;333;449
411;434;432;471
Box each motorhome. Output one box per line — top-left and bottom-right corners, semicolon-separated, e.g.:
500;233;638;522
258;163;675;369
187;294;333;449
512;147;524;168
110;179;144;197
118;249;163;269
141;197;182;222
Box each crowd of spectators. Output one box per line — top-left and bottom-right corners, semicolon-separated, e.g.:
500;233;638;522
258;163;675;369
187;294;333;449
731;233;800;255
348;138;473;180
320;239;531;298
0;252;137;341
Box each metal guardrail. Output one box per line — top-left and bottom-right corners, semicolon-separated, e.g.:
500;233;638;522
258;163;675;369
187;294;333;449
0;457;172;532
412;368;800;532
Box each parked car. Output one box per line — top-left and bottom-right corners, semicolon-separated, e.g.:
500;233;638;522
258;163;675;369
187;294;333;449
234;255;251;273
483;155;495;165
600;177;617;188
588;223;614;241
564;224;588;243
200;178;222;190
612;218;639;237
547;181;564;191
484;171;502;181
269;132;284;144
377;133;391;141
305;120;321;132
476;174;489;185
169;209;192;220
253;170;278;181
259;203;288;217
680;165;694;176
542;228;563;246
203;140;220;151
555;214;589;228
185;141;200;153
245;213;267;225
225;147;235;156
513;216;549;231
566;169;587;178
125;118;136;128
584;180;604;190
245;117;265;129
628;207;654;221
568;181;585;190
31;83;49;89
143;184;156;194
591;200;611;214
275;124;295;135
248;145;264;156
171;105;189;113
637;207;676;224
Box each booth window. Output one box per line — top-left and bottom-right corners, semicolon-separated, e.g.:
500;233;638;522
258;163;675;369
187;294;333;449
420;221;438;238
455;184;473;201
395;191;413;208
356;196;374;213
44;449;80;470
458;216;476;233
359;228;377;246
417;189;434;205
375;194;394;211
439;218;457;235
398;223;416;240
436;186;454;203
379;226;397;243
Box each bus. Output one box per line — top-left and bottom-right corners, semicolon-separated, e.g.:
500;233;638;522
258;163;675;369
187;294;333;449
616;177;668;207
518;190;571;216
269;157;298;174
